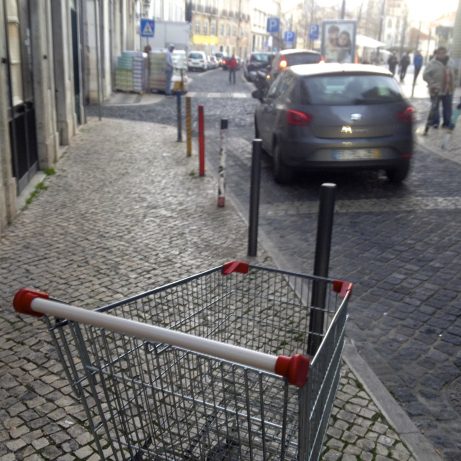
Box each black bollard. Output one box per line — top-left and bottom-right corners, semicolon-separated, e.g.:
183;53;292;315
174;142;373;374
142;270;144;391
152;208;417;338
307;183;336;356
176;93;182;142
247;139;262;257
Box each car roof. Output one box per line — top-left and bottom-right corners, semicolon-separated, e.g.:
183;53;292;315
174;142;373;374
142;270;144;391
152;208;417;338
289;63;393;77
277;48;320;56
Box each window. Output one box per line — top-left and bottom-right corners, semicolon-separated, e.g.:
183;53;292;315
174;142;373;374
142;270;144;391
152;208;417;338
210;21;216;35
220;24;224;36
226;24;230;36
6;0;23;106
300;74;403;105
195;20;201;34
203;22;208;34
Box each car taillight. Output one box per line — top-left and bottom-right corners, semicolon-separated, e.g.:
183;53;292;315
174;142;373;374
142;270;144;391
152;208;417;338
279;58;288;69
398;106;414;123
287;110;312;126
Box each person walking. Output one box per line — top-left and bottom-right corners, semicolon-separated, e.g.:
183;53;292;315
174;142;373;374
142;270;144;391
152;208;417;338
399;52;410;82
413;50;423;84
165;44;175;96
388;52;398;77
423;46;455;130
228;54;238;84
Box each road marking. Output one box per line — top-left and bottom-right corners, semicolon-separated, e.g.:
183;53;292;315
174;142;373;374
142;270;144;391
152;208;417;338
260;197;461;216
187;92;250;98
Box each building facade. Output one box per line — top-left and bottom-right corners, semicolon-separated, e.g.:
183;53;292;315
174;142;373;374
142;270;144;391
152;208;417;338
190;0;251;58
0;0;144;234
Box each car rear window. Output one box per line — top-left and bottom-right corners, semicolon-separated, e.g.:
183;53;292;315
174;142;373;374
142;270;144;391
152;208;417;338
189;53;204;59
250;53;273;63
286;53;321;66
300;74;403;105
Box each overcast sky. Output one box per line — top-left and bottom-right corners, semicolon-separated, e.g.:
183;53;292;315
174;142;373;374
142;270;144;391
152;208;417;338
282;0;458;22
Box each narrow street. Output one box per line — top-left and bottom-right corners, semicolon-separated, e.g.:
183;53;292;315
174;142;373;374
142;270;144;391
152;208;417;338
96;66;461;459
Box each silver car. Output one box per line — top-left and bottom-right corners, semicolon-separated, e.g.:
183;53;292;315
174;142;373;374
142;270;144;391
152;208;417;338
253;64;414;184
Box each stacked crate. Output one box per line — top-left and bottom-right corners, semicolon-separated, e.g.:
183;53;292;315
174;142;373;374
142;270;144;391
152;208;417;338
115;51;146;93
148;51;167;93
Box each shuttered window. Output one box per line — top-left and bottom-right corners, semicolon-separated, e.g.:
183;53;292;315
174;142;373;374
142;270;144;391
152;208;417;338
6;0;23;106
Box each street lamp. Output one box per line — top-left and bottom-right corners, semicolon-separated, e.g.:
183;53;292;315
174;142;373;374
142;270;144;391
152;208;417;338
341;0;346;19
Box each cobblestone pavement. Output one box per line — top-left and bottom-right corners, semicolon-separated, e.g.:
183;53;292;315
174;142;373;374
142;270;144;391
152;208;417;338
0;107;423;459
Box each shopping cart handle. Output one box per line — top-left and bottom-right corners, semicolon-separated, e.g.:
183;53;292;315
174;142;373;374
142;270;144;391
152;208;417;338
13;287;311;388
13;288;49;318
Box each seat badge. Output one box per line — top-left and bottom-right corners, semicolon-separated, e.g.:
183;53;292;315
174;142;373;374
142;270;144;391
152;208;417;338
341;126;353;134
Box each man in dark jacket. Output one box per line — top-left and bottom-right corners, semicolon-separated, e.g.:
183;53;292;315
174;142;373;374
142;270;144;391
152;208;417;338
399;53;410;82
388;52;398;76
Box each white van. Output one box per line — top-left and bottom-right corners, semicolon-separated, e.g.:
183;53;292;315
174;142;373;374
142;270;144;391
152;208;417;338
187;51;208;72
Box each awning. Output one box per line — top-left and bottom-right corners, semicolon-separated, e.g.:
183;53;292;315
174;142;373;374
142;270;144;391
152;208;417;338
356;34;386;49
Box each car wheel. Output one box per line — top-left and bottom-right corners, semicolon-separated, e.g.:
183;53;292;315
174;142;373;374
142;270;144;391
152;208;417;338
386;161;410;183
273;142;293;184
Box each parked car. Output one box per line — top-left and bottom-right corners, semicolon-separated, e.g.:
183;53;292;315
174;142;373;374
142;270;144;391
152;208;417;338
207;55;219;69
220;55;230;70
213;52;225;66
187;51;208;71
252;64;414;184
243;51;275;82
267;49;321;84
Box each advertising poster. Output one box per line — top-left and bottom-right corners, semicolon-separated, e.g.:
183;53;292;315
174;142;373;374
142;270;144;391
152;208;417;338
321;20;357;63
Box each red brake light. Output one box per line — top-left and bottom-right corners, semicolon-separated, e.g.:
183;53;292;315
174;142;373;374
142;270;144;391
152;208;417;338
398;106;414;123
279;58;288;69
287;110;312;126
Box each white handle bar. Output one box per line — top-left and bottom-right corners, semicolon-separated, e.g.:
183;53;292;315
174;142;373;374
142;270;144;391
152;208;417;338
14;288;310;387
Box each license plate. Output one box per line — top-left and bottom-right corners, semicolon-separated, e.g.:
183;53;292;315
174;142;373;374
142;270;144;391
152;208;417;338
332;149;381;160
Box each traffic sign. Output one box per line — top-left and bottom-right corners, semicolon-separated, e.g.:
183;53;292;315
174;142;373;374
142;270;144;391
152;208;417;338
309;24;320;40
284;31;295;43
267;17;280;34
140;19;155;37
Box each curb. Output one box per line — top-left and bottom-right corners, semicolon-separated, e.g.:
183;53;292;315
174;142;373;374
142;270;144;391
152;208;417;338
220;162;442;461
343;340;443;461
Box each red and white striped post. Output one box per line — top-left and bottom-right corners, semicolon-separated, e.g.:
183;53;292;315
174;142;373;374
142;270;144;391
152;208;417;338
198;105;205;176
217;119;228;207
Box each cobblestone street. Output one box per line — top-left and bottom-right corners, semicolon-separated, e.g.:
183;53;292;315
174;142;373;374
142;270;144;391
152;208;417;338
1;113;424;460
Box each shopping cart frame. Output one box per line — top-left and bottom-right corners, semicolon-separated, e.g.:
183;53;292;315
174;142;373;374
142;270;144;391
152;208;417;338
15;261;352;461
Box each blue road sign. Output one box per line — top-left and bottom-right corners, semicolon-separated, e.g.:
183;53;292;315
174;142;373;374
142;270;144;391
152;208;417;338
140;19;155;37
309;24;320;40
267;17;280;34
284;31;295;43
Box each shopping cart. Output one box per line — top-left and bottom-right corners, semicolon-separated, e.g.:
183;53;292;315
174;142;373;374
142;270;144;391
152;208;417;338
14;261;352;461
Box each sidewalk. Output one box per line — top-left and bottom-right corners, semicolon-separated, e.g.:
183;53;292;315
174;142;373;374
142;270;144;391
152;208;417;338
0;113;440;460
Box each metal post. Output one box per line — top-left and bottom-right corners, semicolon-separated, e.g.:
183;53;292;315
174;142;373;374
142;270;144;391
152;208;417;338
176;93;182;142
94;0;102;120
198;105;205;176
217;119;228;207
186;96;192;156
247;139;262;257
307;183;336;356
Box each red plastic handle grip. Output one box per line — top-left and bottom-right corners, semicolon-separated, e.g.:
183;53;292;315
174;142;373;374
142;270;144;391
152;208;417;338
274;354;310;387
13;288;49;317
222;261;249;275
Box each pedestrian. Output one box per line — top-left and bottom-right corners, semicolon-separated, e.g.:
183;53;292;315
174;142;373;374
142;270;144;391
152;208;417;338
228;54;238;84
399;52;410;82
165;44;175;96
387;52;398;76
423;46;455;129
413;50;423;84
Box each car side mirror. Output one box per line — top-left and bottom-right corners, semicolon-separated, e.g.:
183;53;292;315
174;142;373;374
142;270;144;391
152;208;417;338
251;89;264;102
